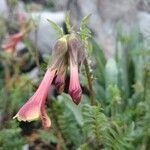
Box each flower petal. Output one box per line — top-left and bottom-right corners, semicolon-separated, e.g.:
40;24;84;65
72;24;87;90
68;33;83;64
55;61;66;94
2;31;25;52
50;36;68;69
14;68;55;127
13;99;40;122
69;60;82;105
40;106;51;128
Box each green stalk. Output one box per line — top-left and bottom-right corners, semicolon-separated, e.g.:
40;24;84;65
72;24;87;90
84;58;95;105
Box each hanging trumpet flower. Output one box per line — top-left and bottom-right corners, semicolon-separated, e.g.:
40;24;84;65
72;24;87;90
2;31;25;53
2;12;31;53
14;14;92;128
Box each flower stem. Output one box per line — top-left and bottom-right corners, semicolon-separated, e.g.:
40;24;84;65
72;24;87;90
84;58;95;105
143;63;150;101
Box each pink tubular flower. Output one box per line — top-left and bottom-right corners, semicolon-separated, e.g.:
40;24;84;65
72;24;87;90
14;36;68;128
13;68;56;128
69;60;82;105
2;31;25;52
68;33;82;104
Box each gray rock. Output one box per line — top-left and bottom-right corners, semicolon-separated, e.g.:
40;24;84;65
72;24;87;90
16;42;26;53
27;67;39;83
2;0;150;59
138;11;150;39
27;11;65;56
22;144;29;150
1;1;65;56
138;11;150;49
66;0;150;58
0;0;8;15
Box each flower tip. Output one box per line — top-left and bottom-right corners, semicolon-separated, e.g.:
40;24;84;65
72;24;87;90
69;88;82;105
41;112;51;129
13;106;40;122
42;120;51;129
55;81;64;94
73;99;80;105
13;114;17;119
13;114;26;122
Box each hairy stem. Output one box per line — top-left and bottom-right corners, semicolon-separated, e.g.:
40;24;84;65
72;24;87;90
143;65;149;101
84;58;95;105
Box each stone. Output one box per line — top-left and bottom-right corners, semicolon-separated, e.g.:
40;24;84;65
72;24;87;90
65;0;150;58
27;11;65;55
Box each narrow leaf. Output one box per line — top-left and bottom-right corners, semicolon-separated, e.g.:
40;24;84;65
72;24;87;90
65;12;73;33
80;14;91;29
47;19;64;38
79;14;92;41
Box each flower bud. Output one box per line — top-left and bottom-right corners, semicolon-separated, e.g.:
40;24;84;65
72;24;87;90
68;33;83;104
69;59;82;105
55;63;66;94
68;33;84;64
50;36;68;69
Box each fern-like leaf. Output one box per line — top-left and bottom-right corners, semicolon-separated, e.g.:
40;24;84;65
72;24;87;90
79;14;91;42
65;12;74;33
82;104;108;147
47;19;64;38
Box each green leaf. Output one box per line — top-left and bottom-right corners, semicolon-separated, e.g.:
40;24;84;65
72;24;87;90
47;19;64;38
58;93;84;126
79;14;92;42
65;12;73;33
91;38;106;86
80;14;91;29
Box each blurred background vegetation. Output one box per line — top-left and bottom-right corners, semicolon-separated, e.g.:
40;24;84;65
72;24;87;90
0;0;150;150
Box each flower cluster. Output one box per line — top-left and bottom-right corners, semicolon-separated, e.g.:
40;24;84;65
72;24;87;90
14;33;85;128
